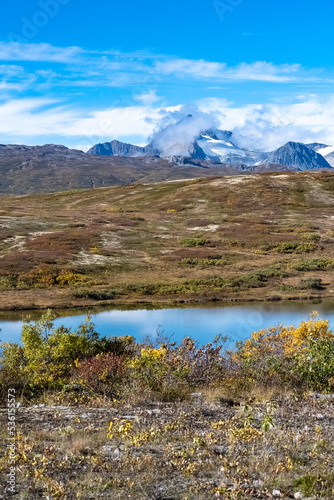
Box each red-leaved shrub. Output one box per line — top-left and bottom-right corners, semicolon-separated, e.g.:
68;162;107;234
75;353;126;396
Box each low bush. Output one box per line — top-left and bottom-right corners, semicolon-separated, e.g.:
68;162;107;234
129;335;227;399
233;313;334;391
292;258;334;271
75;353;126;397
301;232;321;241
0;310;135;398
277;284;296;292
273;242;317;254
73;289;117;300
181;257;226;267
180;237;208;247
1;311;333;403
299;278;323;290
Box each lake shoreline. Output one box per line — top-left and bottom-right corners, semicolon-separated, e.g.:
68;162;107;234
0;289;330;313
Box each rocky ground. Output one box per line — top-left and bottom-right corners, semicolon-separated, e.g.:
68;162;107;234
0;393;334;499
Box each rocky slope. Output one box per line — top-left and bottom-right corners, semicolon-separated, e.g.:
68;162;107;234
87;139;157;157
259;141;332;170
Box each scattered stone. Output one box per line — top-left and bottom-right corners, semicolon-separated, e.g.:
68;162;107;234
252;480;264;488
273;490;282;497
309;392;334;400
102;445;124;459
213;445;226;455
316;413;324;420
294;493;304;499
191;392;203;398
293;433;302;443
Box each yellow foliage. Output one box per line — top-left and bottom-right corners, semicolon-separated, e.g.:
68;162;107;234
140;345;167;360
56;271;88;286
108;420;133;440
239;312;333;360
230;424;263;443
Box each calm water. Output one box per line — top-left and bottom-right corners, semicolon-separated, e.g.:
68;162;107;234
1;299;334;346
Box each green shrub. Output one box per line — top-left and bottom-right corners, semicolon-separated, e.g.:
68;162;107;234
0;310;135;397
301;232;321;241
228;267;284;290
277;284;296;292
299;278;323;290
181;257;226;267
273;242;317;254
292;258;334;271
180;237;208;247
0;275;18;289
73;289;116;300
293;338;334;391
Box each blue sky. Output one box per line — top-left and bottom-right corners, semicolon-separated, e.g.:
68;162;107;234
0;0;334;150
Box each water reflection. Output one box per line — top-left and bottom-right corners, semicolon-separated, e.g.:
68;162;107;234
1;299;333;346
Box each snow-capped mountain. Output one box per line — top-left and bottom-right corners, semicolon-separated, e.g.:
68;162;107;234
306;143;334;168
87;116;334;171
196;130;267;165
260;142;332;170
146;114;266;163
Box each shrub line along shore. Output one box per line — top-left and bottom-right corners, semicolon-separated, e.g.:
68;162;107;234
0;311;334;498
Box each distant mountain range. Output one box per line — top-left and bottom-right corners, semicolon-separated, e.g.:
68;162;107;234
87;114;333;171
0;115;333;194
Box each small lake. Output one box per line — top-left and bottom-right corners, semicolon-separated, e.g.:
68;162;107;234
1;299;334;346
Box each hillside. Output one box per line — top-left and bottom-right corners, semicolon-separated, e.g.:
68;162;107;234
1;170;334;310
0;143;283;195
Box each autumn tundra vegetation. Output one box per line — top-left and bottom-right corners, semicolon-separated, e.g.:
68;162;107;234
1;171;334;497
2;171;334;310
0;311;334;498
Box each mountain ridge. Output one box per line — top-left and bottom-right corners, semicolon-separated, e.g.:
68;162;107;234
85;115;333;170
0;115;333;195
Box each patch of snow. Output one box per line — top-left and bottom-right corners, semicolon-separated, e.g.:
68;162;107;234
318;145;334;156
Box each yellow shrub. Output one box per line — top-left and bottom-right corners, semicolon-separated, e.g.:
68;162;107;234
140;345;167;360
56;271;88;286
240;312;333;360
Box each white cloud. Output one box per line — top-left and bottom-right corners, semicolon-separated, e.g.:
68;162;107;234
0;98;162;144
0;41;327;95
3;95;334;152
155;59;307;83
0;42;82;63
199;95;334;150
134;90;160;106
0;39;333;151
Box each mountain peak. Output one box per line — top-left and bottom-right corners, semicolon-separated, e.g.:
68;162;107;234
260;141;332;170
87;140;157;157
